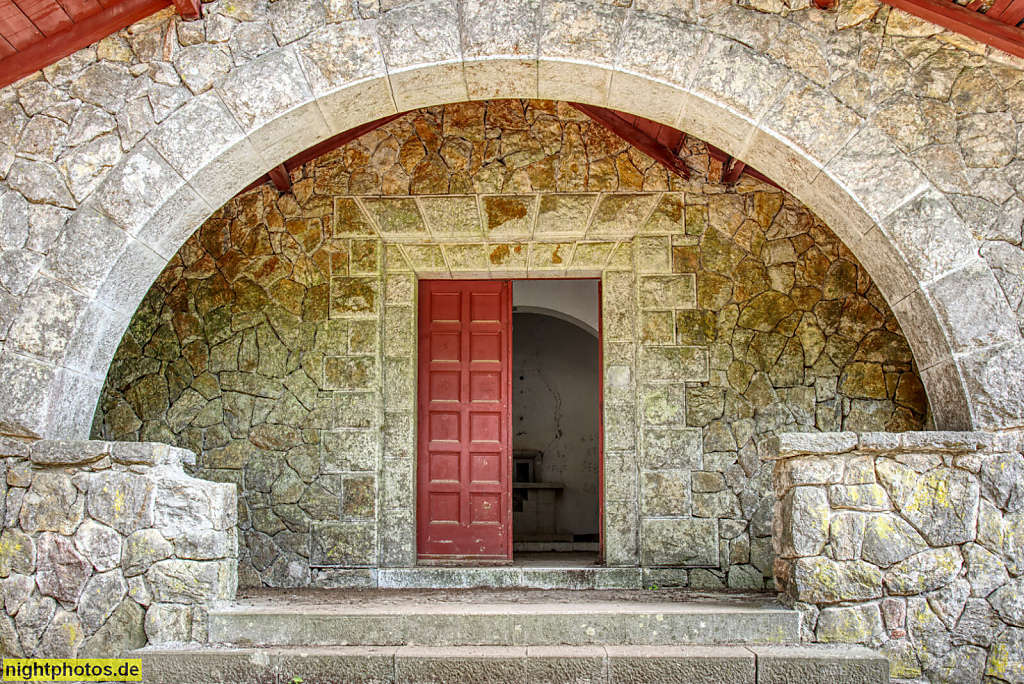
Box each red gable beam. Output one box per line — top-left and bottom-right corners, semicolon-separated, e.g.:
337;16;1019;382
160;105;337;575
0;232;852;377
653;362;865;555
0;0;200;90
571;102;781;189
878;0;1024;61
239;104;784;197
238;111;409;195
171;0;201;20
570;102;691;179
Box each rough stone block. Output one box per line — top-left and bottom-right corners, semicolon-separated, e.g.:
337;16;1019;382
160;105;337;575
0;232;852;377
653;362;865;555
36;532;93;604
828;484;891;512
764;433;858;460
395;645;525;684
606;645;755;684
641;518;717;567
789;557;882;603
691;35;789;120
640;428;702;470
122;529;172;577
639;347;709;383
30;440;110;466
750;645;889;684
147;559;236;604
775;486;830;558
815;604;885;646
74;520;121;573
773;455;845;496
311;521;377;566
884;547;963;595
20;471;85;535
145;603;193;643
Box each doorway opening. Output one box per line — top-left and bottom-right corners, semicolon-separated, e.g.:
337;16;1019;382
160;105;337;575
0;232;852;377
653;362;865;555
511;281;601;566
415;279;603;566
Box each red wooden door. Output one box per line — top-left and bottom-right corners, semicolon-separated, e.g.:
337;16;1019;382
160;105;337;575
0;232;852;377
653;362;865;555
417;280;512;560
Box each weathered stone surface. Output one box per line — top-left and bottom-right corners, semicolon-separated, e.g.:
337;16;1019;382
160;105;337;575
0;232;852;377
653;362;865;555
174;528;237;561
790;557;882;603
991;578;1024;627
87;472;155;535
73;521;121;572
151;470;236;537
816;603;885;645
980;451;1024;513
147;559;236;604
144;603;192;643
76;570;128;634
122;529;173;577
884;547;962;595
36;532;92;604
896;468;979;546
775;487;829;558
38;609;82;658
639;518;716;567
15;594;55;656
0;529;35;578
827;484;890;512
964;543;1009;598
987;627;1024;683
79;599;146;657
30;440;110;466
860;513;927;568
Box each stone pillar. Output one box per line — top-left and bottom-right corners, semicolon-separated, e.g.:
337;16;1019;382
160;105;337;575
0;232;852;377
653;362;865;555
0;439;237;657
764;431;1024;683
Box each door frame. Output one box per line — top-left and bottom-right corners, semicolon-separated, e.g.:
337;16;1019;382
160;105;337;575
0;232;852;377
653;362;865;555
414;277;605;566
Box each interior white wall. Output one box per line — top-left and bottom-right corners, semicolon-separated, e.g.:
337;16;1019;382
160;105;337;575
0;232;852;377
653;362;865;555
512;280;600;338
512;312;601;540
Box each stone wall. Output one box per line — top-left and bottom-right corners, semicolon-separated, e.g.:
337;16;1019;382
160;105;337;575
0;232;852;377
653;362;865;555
92;100;928;589
765;431;1024;683
0;438;236;657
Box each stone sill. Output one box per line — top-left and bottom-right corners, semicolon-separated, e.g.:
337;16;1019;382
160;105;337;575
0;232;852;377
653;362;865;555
760;429;1024;461
2;439;196;470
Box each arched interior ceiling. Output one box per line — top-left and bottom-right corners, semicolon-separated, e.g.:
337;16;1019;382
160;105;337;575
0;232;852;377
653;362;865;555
3;2;1021;440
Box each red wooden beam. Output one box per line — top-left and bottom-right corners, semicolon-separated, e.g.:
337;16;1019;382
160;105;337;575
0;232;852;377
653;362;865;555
171;0;200;19
722;157;746;185
0;0;172;89
0;2;44;50
998;0;1024;26
238;111;408;195
268;164;292;193
879;0;1024;60
0;34;17;59
705;143;781;189
13;0;74;37
54;0;105;22
570;102;691;179
985;0;1014;19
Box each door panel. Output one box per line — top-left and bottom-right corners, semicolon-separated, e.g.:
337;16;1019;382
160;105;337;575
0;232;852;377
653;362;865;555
417;280;512;560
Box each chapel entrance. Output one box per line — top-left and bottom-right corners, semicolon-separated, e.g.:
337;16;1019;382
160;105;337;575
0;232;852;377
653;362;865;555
416;279;602;564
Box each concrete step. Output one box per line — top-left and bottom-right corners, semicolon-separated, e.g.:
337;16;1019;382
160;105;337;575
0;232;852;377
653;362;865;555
132;644;890;684
348;566;645;590
209;593;800;647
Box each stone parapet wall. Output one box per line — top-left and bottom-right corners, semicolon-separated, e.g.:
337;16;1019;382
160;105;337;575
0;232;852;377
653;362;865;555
0;439;237;658
765;430;1024;683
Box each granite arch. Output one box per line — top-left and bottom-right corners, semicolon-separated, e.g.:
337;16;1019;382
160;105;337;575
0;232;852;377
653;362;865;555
1;0;1018;440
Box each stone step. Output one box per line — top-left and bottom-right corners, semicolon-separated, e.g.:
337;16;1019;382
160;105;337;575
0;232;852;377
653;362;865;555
321;566;645;590
208;595;801;647
132;644;889;684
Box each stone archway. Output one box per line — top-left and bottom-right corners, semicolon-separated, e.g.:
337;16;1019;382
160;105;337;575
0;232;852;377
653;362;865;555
2;0;1021;441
